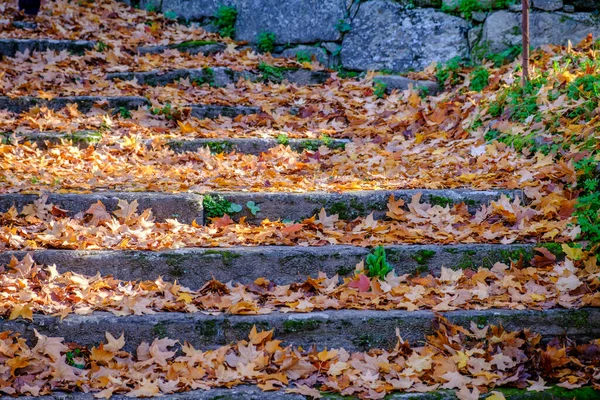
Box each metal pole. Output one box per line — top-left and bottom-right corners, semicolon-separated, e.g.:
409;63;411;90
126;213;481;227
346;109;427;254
522;0;530;85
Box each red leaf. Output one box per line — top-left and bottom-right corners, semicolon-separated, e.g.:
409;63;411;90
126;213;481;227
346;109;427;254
348;274;370;292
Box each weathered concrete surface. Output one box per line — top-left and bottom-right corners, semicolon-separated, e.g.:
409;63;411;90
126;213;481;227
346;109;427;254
2;308;597;352
188;104;260;119
220;189;523;224
479;10;600;54
137;41;226;55
0;39;95;57
234;0;345;44
107;68;230;86
0;189;520;227
0;192;203;223
342;1;469;73
107;67;331;87
1;132;348;154
0;243;540;286
1;131;102;149
167;137;350;155
533;0;564;11
160;0;236;21
0;96;149;113
374;75;440;95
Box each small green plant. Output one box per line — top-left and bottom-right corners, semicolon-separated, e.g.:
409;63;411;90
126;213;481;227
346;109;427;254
364;246;394;280
66;349;85;369
320;134;333;148
258;62;285;82
214;5;238;38
246;201;261;216
118;106;132;119
193;67;215;87
442;0;515;19
205;141;234;154
574;157;600;247
469;67;489;92
436;56;466;86
256;32;276;53
417;85;430;99
150;103;178;120
295;51;312;63
95;41;108;52
277;133;289;146
485;45;522;67
203;195;242;218
145;3;156;12
299;140;320;152
163;10;177;20
335;19;352;34
373;81;388;99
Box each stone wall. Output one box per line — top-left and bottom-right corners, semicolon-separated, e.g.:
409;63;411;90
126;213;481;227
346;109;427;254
125;0;600;73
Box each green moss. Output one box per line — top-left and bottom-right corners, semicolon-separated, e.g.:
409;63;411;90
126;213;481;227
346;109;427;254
412;264;430;276
565;310;590;330
203;250;241;267
65;130;102;144
163;253;190;277
495;385;598;399
538;243;565;259
192;67;215;87
171;40;219;49
298;139;321;152
282;319;322;333
385;248;403;264
152;323;168;338
497;247;534;265
352;333;374;350
232;321;270;334
411;249;436;265
336;265;354;276
195;319;218;338
257;62;297;83
429;196;453;208
456;253;477;270
327;201;353;220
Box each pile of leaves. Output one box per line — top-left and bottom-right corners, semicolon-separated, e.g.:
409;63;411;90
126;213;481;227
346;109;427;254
1;250;598;319
0;317;599;399
0;195;578;250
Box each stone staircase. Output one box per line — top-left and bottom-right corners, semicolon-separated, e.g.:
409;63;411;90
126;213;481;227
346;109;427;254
0;5;593;399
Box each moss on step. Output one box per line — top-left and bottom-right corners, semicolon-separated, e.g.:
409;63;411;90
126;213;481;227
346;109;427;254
162;253;191;277
203;250;242;267
496;386;598;399
65;130;102;144
152;322;168;338
282;318;322;333
411;249;436;265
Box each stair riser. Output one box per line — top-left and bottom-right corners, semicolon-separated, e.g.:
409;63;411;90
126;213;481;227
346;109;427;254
107;67;331;87
0;189;521;225
2;133;349;155
2;308;596;353
0;244;541;286
0;96;149;113
0;39;95;57
0;192;203;224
